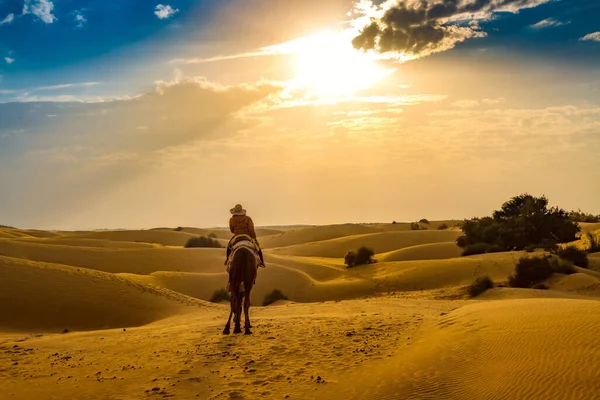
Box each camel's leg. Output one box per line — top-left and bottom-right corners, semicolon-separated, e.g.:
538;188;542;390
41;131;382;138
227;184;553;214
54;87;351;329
233;291;242;334
244;290;252;334
223;309;233;335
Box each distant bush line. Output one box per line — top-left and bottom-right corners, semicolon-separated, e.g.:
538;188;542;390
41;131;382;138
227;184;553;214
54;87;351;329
185;236;222;248
456;194;580;254
0;224;15;229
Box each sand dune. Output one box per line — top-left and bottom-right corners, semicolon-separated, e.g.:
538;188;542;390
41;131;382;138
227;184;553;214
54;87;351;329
13;237;156;249
260;224;382;248
0;256;207;332
316;298;600;400
62;229;200;247
269;230;462;257
377;242;462;262
0;239;226;274
3;223;600;400
580;222;600;233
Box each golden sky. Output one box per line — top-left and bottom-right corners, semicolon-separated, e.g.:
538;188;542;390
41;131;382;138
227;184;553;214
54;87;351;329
1;0;599;229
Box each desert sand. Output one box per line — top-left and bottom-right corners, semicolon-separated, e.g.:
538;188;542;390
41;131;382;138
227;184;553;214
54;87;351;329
1;222;600;399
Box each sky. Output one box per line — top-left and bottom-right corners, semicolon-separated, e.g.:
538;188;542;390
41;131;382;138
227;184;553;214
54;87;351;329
1;0;599;230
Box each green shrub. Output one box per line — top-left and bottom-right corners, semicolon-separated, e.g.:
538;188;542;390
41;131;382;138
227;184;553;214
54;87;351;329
468;276;494;298
461;242;503;256
209;288;230;303
263;289;288;306
438;223;448;230
185;236;222;248
419;219;430;224
355;246;375;266
410;222;424;231
344;251;357;268
555;246;588;268
456;235;468;248
508;256;553;288
459;194;580;251
549;257;576;275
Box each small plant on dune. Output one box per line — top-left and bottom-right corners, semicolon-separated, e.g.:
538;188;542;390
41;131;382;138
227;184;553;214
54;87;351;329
392;221;397;225
185;236;222;248
263;289;288;306
554;246;588;268
437;223;448;230
419;219;430;224
174;226;183;231
209;288;230;303
410;222;425;231
355;246;376;266
208;232;218;239
508;256;554;288
344;251;357;268
468;276;494;298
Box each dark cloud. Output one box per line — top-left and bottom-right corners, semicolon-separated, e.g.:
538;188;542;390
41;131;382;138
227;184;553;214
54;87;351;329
352;0;549;59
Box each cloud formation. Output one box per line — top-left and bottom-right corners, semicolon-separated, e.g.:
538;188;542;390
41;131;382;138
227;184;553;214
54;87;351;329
0;13;14;25
154;4;179;19
350;0;550;60
580;32;600;43
5;57;15;64
74;11;87;28
23;0;56;24
531;18;568;29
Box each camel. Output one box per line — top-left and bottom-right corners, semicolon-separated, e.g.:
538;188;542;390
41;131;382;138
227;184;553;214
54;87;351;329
223;245;257;335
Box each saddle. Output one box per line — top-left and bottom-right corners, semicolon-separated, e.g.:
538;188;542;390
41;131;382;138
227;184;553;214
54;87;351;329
226;235;262;272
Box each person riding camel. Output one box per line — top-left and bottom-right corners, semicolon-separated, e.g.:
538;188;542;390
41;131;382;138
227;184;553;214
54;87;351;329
225;204;265;268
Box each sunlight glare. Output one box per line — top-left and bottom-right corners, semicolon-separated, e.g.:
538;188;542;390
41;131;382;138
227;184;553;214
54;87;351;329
270;31;395;99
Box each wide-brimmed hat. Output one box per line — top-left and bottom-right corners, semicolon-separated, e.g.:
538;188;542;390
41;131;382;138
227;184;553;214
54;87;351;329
230;204;246;216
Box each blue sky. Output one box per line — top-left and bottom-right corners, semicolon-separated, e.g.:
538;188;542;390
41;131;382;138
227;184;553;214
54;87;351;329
1;0;599;229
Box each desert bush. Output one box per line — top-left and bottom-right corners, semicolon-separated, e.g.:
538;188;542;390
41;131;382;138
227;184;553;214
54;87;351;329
185;236;222;248
456;235;468;248
263;289;288;306
461;243;504;256
584;233;600;253
458;194;580;251
0;224;15;229
532;283;549;290
550;257;576;275
344;251;357;268
355;246;375;266
419;219;430;224
461;243;490;256
174;226;183;231
410;222;425;231
392;221;397;225
209;288;230;303
525;245;537;253
468;276;494;298
508;256;553;288
208;232;218;239
438;223;448;230
554;246;588;268
569;210;600;223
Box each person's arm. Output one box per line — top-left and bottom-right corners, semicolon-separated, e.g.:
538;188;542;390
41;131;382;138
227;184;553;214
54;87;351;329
229;217;235;234
247;217;257;239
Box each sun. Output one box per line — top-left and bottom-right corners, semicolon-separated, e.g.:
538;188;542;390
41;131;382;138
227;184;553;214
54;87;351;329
270;31;395;99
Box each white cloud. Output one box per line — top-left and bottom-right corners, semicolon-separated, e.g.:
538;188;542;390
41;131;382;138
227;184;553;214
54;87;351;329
23;0;56;24
34;82;101;91
0;13;14;25
531;18;569;29
74;12;87;28
4;57;15;64
580;32;600;43
154;4;179;20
